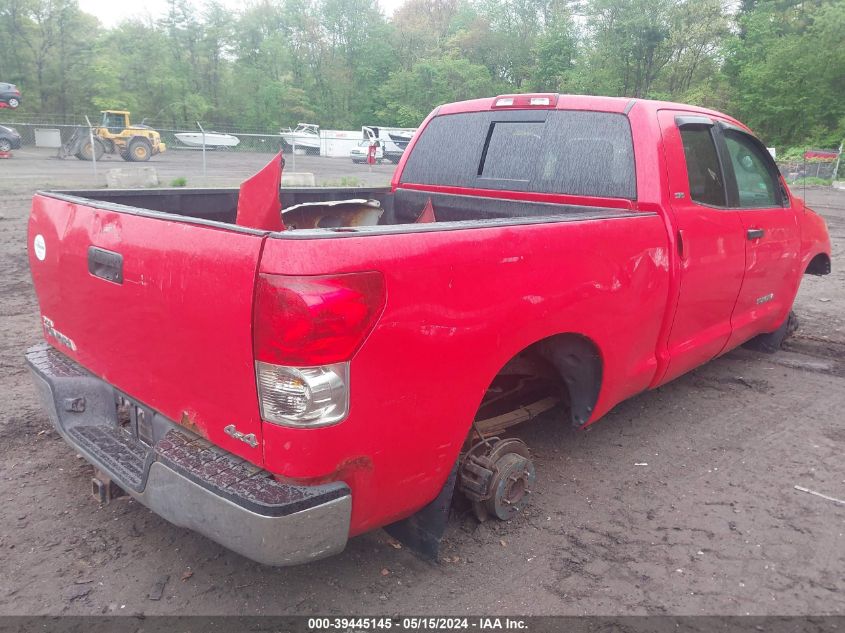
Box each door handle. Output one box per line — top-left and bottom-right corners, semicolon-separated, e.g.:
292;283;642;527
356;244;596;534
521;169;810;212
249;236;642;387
677;229;688;261
88;246;123;283
746;228;765;240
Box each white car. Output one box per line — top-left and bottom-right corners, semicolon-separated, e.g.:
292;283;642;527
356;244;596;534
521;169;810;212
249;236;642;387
350;140;384;163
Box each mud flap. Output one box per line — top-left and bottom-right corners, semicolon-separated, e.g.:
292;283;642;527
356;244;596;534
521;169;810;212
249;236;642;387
383;463;458;561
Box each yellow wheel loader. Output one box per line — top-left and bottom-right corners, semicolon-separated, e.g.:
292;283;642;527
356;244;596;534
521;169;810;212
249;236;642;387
60;111;166;162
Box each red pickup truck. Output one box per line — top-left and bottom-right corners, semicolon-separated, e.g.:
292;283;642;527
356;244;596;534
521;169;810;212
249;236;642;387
26;94;831;566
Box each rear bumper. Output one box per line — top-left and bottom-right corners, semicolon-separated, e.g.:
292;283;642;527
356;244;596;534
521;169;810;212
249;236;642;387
25;342;351;566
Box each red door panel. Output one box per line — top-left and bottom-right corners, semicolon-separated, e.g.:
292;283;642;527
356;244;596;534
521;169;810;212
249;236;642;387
718;130;802;348
655;111;746;385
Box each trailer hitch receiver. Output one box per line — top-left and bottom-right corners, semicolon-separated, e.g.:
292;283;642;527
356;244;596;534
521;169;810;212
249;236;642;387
91;469;126;505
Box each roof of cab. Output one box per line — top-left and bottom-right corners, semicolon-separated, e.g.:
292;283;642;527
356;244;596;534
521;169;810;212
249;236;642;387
436;94;744;128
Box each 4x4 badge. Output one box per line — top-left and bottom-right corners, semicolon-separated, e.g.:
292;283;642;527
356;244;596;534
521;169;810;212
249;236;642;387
223;424;258;448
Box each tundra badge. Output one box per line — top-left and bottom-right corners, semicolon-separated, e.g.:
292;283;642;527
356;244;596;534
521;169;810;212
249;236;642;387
223;424;259;448
42;316;77;351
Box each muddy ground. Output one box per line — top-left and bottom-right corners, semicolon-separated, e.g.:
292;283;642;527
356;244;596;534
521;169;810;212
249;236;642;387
0;151;842;616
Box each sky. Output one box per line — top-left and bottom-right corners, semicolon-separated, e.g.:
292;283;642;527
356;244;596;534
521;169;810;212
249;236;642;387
77;0;405;27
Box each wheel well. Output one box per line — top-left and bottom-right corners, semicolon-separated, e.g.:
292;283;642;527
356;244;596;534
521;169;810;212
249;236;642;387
535;334;603;427
481;333;603;430
805;253;831;276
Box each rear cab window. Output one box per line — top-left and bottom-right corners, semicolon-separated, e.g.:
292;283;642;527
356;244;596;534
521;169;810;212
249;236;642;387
479;122;543;182
400;110;637;200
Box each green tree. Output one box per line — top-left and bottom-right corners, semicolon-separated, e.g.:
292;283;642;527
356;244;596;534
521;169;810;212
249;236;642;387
532;2;578;91
580;0;676;98
379;56;498;125
724;0;845;147
0;0;99;115
0;0;842;150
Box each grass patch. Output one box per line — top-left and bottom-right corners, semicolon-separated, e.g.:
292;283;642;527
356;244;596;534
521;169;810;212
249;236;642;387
785;176;833;186
169;177;188;187
319;176;363;187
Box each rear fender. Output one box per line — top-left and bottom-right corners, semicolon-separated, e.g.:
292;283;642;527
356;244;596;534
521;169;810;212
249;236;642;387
799;204;832;275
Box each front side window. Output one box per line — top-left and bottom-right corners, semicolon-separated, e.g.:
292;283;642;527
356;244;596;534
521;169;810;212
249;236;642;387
102;113;125;133
680;126;727;207
723;131;780;208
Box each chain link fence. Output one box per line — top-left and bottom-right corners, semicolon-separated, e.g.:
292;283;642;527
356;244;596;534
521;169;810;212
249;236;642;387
0;118;401;189
0;120;398;160
776;147;842;184
0;122;288;153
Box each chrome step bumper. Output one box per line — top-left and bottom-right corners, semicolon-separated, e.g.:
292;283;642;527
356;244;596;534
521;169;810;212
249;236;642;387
26;343;351;566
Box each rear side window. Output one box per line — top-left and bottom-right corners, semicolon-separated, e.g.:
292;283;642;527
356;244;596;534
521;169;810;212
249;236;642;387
679;127;727;207
401;110;636;199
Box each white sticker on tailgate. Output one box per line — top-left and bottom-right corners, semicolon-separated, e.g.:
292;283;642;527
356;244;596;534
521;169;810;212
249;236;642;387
33;234;46;261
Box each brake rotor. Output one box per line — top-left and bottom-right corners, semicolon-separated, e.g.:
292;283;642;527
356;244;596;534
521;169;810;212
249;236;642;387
459;437;536;522
482;450;536;521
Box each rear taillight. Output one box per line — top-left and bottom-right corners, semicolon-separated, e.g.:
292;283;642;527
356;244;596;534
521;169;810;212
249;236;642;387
257;361;349;426
253;272;385;427
254;271;385;366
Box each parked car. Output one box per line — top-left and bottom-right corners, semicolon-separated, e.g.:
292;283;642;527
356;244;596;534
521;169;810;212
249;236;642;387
0;83;21;109
350;139;383;163
26;94;831;567
0;124;22;151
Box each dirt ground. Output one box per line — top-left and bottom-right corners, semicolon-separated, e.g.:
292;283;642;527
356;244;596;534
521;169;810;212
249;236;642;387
0;151;842;616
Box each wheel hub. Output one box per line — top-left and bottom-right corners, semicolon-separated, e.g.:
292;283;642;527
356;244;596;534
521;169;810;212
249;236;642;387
485;451;535;520
458;437;536;521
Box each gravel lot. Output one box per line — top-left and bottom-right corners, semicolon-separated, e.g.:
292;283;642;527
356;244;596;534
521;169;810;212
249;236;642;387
0;149;842;616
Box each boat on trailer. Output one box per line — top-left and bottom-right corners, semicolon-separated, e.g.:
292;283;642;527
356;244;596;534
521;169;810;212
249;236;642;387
280;123;321;153
175;132;240;149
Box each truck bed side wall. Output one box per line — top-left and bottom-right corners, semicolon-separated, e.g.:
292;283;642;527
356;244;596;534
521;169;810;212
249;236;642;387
258;213;671;534
49;187;394;227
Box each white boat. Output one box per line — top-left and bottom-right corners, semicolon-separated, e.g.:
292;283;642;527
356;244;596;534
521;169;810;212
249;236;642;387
280;123;321;153
175;131;240;149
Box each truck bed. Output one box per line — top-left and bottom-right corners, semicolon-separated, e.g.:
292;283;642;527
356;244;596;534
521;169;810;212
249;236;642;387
42;186;637;233
46;187;394;227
